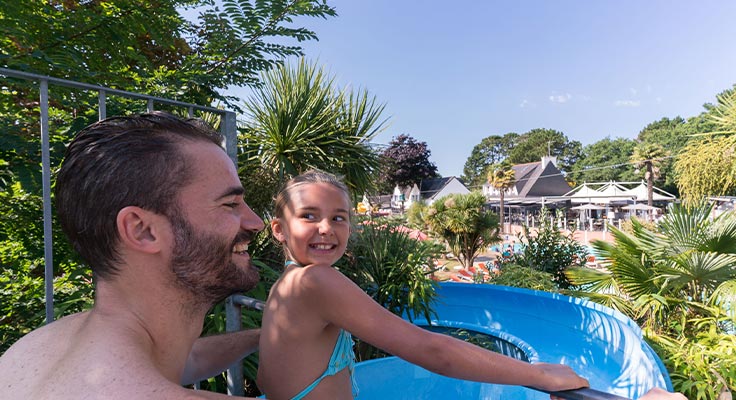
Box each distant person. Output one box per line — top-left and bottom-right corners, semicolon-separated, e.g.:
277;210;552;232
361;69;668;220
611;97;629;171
257;170;589;399
0;113;265;399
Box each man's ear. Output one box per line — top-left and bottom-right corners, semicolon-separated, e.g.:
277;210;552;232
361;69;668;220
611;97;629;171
116;206;164;254
270;218;286;243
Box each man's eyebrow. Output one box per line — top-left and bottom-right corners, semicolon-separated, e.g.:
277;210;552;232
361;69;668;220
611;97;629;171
215;186;245;200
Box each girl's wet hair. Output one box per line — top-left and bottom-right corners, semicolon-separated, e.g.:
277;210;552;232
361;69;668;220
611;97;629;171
273;170;350;219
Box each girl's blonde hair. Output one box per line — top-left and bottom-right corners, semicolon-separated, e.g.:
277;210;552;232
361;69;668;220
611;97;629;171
273;170;351;219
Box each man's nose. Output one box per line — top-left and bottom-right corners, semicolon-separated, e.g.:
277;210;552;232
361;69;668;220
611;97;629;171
240;203;265;232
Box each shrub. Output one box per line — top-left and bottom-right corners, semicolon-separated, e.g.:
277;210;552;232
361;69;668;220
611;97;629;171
512;208;588;289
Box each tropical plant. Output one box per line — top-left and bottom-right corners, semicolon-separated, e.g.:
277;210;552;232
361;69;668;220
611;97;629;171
487;161;516;233
241;58;386;197
336;219;444;360
486;264;559;292
513;208;588;289
631;142;670;206
675;88;736;202
423;192;501;269
566;202;736;398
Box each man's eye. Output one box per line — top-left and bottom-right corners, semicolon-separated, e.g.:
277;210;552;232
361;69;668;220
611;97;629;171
334;215;346;222
224;202;238;208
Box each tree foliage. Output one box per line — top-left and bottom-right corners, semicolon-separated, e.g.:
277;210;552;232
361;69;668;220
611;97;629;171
377;134;439;193
461;133;518;189
675;87;736;202
508;128;582;174
1;0;337;109
423;192;500;269
567;137;638;185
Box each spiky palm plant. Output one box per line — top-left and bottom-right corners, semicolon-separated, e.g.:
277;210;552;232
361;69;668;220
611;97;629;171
241;58;386;197
566;202;736;398
567;202;736;334
631;143;669;207
488;162;515;233
424;192;501;269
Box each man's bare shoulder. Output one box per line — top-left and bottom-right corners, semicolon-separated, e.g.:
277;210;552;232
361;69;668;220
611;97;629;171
1;312;87;362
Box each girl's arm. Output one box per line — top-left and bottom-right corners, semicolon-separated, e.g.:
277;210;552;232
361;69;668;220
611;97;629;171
300;265;588;392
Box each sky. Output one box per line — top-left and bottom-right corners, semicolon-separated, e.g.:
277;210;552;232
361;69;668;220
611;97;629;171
230;1;736;177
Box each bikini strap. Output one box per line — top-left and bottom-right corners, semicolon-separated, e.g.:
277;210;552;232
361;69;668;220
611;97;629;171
285;260;302;268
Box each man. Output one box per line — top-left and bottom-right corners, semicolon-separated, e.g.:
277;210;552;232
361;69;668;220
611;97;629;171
0;112;265;399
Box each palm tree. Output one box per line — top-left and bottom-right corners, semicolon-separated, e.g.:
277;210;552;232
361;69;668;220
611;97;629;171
631;143;669;207
241;58;387;196
566;202;736;398
488;162;516;233
424;192;501;269
567;202;736;335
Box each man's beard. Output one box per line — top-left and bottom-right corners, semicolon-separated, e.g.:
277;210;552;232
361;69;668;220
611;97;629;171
168;211;260;307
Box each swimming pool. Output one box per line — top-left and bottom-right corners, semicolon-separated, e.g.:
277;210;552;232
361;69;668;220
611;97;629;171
353;283;671;399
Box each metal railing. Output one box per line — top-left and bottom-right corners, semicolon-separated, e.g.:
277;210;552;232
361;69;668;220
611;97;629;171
0;68;244;394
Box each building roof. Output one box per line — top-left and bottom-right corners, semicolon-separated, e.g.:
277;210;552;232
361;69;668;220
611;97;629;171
512;157;572;198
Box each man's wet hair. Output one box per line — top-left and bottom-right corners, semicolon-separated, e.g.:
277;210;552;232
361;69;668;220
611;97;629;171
55;112;224;280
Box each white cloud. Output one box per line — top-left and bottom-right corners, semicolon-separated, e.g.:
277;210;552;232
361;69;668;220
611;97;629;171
549;93;571;103
629;87;638;96
614;100;641;107
520;99;535;108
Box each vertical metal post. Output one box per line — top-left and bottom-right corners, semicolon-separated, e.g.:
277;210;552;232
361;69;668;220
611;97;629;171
40;79;55;324
222;110;243;395
225;297;244;395
188;106;194;118
98;90;106;120
221;111;238;164
147;98;154;112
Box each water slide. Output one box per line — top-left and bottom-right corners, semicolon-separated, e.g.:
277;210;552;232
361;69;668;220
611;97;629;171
353;282;672;399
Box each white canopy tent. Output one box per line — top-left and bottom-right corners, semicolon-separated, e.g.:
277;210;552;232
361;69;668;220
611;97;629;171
622;182;676;202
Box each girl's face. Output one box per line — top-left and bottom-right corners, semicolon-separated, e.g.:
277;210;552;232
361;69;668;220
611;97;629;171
272;182;351;267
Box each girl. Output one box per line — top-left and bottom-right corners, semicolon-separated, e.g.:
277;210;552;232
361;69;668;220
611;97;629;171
257;170;589;399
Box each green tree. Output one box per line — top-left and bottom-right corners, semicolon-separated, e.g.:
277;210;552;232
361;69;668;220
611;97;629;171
1;1;336;109
631;142;670;206
508;128;582;174
240;58;387;198
566;203;736;398
675;88;736;202
424;192;500;269
567;137;638;185
487;161;516;234
461;133;518;189
635;117;690;195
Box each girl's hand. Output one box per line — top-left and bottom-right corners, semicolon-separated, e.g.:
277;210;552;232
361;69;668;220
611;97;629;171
534;362;589;392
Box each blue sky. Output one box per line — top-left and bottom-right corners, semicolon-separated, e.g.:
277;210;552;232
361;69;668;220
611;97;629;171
230;1;736;177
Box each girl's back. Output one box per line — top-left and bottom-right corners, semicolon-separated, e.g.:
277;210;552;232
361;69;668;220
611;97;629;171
257;263;355;400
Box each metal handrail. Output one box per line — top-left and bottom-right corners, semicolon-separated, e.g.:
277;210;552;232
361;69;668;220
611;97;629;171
1;68;242;394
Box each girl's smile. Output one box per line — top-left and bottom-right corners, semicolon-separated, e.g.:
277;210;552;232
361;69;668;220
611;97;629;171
272;182;351;267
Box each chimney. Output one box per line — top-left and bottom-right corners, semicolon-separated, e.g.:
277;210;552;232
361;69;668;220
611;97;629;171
541;155;557;168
